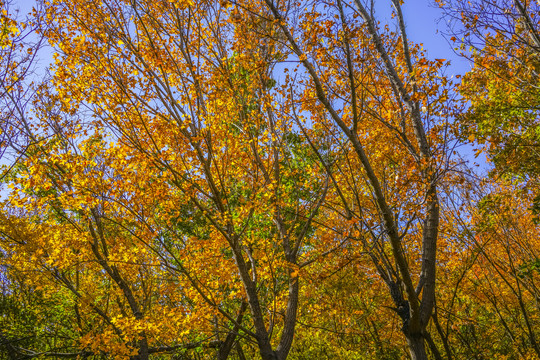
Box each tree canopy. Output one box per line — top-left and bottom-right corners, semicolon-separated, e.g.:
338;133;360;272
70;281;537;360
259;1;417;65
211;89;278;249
1;0;539;359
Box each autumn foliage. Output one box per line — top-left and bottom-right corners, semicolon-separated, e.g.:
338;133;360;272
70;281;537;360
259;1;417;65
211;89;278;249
1;0;539;359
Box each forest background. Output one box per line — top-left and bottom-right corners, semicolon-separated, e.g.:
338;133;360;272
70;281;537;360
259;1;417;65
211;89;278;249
1;0;539;359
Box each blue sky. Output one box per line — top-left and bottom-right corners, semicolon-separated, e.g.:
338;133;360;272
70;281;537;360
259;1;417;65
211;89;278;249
386;1;472;76
408;2;471;71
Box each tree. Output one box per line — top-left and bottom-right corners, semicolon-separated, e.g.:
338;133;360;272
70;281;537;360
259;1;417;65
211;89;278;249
441;0;540;216
4;0;332;358
254;0;455;358
3;0;458;359
2;92;250;359
431;172;540;359
0;2;51;357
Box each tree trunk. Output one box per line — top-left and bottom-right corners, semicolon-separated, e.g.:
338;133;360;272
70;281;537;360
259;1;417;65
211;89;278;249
275;274;299;360
406;333;428;360
133;335;149;360
217;302;248;360
230;246;277;360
